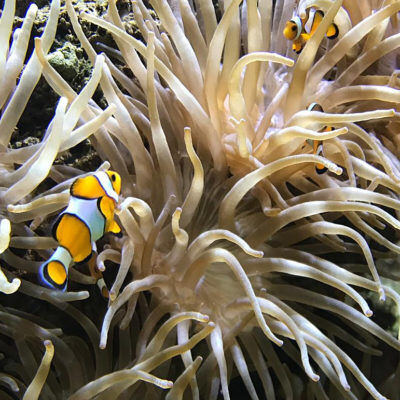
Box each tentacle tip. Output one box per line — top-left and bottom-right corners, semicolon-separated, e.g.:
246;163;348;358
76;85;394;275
202;315;210;322
331;166;343;175
109;291;116;301
343;384;351;391
99;343;106;350
274;338;284;347
253;250;264;258
379;288;386;302
311;374;320;382
28;3;39;12
365;309;373;317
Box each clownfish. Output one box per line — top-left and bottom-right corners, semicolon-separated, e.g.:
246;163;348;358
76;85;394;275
283;9;339;54
305;103;335;174
39;171;122;292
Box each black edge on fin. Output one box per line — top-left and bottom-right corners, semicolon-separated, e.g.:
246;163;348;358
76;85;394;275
75;250;94;265
327;23;339;39
51;214;63;241
110;230;123;238
316;166;328;174
38;261;68;291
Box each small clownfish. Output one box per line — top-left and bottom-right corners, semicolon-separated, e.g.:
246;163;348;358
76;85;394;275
283;9;339;54
39;171;122;292
305;103;335;175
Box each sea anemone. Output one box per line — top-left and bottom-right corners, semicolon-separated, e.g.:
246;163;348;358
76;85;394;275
1;0;400;398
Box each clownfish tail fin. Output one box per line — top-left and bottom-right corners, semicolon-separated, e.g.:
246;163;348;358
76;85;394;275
327;22;339;39
38;247;72;292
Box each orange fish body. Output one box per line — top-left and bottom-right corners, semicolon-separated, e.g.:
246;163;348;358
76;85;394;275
39;171;121;291
283;9;339;54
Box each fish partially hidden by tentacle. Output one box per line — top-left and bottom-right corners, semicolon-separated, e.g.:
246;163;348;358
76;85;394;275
305;103;335;174
87;255;109;298
283;8;339;54
39;171;122;292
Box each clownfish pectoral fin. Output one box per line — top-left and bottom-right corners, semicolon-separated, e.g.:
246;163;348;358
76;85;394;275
293;41;303;53
97;196;121;236
293;37;306;53
70;175;107;200
108;219;122;237
53;213;93;263
38;247;71;291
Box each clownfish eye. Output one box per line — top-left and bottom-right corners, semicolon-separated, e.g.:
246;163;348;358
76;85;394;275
111;174;116;182
291;25;297;31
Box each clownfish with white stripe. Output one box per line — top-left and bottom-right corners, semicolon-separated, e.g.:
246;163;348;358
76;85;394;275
305;103;334;174
39;171;122;292
283;8;339;54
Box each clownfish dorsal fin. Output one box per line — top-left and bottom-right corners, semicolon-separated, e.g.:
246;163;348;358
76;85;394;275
71;175;107;199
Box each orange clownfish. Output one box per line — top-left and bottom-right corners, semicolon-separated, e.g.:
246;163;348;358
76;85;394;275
39;171;122;291
305;103;335;174
283;9;339;54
